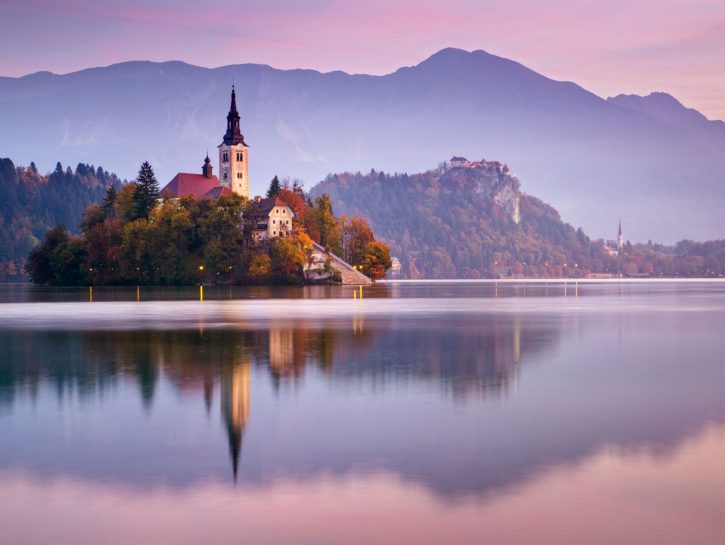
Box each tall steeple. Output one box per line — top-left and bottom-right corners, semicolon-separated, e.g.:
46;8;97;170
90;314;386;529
617;218;624;251
218;85;250;198
223;85;247;146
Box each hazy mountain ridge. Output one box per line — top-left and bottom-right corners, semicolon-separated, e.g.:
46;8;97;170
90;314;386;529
1;48;723;242
608;92;725;132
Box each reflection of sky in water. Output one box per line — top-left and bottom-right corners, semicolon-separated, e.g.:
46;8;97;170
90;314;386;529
1;282;725;544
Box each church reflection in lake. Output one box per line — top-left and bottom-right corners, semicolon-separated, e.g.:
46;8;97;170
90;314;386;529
0;314;554;480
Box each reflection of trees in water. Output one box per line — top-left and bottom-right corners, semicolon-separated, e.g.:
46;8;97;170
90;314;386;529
330;317;531;399
0;317;561;406
0;318;562;478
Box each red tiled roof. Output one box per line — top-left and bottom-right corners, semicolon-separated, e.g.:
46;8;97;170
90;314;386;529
203;186;234;200
159;173;220;199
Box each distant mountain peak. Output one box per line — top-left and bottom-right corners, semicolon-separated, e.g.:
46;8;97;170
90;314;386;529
608;91;715;128
414;47;496;68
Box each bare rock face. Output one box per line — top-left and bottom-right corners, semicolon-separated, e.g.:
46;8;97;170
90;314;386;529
444;162;521;224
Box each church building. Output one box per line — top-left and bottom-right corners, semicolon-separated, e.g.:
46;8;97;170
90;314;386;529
604;220;625;256
160;86;250;200
218;85;249;198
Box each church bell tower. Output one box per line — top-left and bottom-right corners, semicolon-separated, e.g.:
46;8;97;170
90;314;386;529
218;86;249;199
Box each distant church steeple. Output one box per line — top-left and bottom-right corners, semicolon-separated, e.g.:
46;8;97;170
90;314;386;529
617;219;624;251
218;85;250;198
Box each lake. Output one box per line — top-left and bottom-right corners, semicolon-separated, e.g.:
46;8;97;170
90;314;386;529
1;280;725;545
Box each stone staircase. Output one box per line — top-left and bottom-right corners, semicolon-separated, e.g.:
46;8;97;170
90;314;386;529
308;242;373;285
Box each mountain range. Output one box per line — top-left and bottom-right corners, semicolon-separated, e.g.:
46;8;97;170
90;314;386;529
1;48;723;242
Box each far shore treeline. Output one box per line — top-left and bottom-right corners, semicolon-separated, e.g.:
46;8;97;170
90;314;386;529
2;157;725;283
24;161;391;286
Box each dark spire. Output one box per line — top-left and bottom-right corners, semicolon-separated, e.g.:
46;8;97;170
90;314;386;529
227;421;242;482
223;85;247;146
618;218;622;237
202;153;213;178
230;84;237;113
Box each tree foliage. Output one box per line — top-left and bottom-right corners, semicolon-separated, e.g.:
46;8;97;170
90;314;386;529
20;161;389;285
266;175;282;198
0;158;121;282
311;166;609;278
310;165;725;279
132;161;160;220
27;188;351;285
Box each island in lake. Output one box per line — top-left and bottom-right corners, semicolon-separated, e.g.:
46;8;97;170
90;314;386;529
23;87;391;286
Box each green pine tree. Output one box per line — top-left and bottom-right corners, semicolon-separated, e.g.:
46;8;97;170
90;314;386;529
133;161;159;220
266;175;282;198
101;186;118;219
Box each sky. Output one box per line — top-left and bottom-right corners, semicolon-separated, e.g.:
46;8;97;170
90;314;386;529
1;0;724;120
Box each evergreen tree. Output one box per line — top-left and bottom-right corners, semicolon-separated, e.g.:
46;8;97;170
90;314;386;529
101;186;118;219
133;161;159;220
266;175;282;198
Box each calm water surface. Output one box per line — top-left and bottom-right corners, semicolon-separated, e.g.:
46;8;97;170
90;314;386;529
1;281;725;545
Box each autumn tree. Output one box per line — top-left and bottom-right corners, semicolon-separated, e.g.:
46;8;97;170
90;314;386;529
313;193;341;253
360;240;392;280
340;214;375;266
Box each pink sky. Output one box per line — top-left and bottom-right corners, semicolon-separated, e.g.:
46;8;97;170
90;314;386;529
1;0;724;120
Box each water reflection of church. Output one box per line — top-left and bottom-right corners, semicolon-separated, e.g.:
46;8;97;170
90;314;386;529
214;319;528;479
221;357;250;480
0;317;552;481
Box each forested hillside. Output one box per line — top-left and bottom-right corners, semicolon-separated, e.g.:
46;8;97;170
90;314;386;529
0;158;122;281
311;164;613;278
